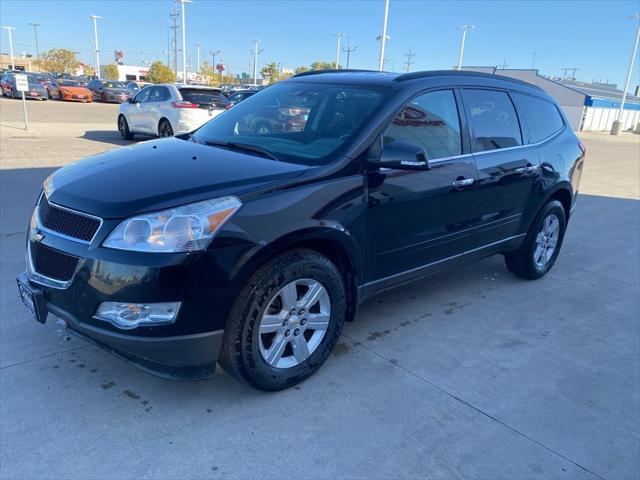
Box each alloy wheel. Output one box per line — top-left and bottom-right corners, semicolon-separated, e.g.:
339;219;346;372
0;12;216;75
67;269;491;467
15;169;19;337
258;278;330;369
534;213;560;268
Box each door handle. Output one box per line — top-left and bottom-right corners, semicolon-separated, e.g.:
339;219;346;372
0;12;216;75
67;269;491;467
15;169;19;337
452;178;474;188
516;164;539;175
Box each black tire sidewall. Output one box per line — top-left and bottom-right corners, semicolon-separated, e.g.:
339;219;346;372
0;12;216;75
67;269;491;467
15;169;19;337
160;120;173;137
235;251;346;390
526;201;567;277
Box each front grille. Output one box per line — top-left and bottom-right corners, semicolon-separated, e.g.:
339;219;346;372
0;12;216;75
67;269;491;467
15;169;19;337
31;242;79;282
38;197;101;242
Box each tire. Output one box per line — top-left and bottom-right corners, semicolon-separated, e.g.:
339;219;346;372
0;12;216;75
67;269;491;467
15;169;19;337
219;248;346;391
58;91;64;101
504;200;567;279
118;115;134;140
158;119;174;137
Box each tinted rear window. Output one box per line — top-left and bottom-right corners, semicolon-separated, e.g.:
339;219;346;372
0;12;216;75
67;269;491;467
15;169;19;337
463;89;522;152
179;88;229;107
513;93;564;143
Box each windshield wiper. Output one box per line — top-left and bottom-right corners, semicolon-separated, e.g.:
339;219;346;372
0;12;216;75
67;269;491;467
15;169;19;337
203;140;281;161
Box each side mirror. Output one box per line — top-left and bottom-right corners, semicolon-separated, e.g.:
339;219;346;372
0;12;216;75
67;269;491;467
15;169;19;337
377;140;431;170
127;97;135;104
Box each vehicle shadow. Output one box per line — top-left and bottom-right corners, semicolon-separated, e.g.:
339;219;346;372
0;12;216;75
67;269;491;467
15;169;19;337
81;130;140;146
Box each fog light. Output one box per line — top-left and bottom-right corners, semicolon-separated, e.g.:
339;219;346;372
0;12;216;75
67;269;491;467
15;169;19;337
95;302;181;330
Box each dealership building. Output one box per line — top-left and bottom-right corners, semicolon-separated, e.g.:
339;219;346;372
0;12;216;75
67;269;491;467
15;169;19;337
461;67;640;132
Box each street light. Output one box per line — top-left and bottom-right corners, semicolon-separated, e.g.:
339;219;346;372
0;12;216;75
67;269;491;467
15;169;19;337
611;13;640;135
378;0;390;71
334;32;345;69
178;0;192;83
456;24;475;70
2;26;16;69
29;22;40;57
89;15;102;79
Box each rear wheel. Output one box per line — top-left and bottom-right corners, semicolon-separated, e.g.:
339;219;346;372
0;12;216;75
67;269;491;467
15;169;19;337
504;200;567;279
219;248;346;391
118;115;134;140
158;119;174;137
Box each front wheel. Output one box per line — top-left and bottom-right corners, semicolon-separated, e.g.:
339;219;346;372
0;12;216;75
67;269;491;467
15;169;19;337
219;249;346;391
504;200;567;279
158;119;173;137
118;115;134;140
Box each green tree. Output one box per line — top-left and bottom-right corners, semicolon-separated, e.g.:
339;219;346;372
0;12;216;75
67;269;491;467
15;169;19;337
310;61;339;70
294;66;310;75
103;64;119;80
147;61;176;84
35;48;80;74
260;62;280;84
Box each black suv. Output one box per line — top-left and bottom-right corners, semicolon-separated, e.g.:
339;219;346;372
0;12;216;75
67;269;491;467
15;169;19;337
17;70;585;390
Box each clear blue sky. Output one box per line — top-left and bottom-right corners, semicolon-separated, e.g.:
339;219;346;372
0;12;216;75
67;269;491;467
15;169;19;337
1;0;638;85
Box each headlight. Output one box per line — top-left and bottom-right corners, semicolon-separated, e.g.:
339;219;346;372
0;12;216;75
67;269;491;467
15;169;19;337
103;196;241;253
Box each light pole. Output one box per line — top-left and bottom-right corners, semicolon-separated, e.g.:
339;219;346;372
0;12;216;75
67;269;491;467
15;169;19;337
251;39;263;85
612;14;640;135
334;32;345;69
195;42;201;72
178;0;192;83
2;26;16;69
89;15;102;78
457;24;475;70
378;0;390;71
531;51;537;70
29;22;40;57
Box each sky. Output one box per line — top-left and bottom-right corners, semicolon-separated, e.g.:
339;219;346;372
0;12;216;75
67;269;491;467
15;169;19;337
1;0;638;86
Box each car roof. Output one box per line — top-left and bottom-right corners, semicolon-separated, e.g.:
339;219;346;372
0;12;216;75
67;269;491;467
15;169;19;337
172;83;222;91
287;69;545;94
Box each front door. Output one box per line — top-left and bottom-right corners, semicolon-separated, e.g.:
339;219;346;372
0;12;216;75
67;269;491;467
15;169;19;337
366;89;478;286
460;88;540;247
127;87;152;132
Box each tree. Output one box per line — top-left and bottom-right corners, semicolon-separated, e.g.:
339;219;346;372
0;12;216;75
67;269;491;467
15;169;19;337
147;61;176;84
103;64;119;80
35;48;80;74
260;62;279;84
310;61;339;70
294;66;310;75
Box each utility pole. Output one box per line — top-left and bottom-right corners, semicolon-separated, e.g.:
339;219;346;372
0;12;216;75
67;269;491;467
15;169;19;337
531;51;537;70
456;24;475;70
29;22;40;57
210;49;222;83
251;39;263;85
378;0;390;71
612;13;640;135
342;40;358;69
334;32;345;69
560;67;579;80
178;0;192;83
404;45;415;73
169;3;179;74
498;58;509;69
89;15;102;79
195;42;201;72
2;26;16;69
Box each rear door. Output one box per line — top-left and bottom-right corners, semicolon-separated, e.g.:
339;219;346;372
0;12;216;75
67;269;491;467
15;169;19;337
461;88;540;246
145;86;171;134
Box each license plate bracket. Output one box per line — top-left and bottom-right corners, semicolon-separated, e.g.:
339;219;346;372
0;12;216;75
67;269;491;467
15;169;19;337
16;273;48;324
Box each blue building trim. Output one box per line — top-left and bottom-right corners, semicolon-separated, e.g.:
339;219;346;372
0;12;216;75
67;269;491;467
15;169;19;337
584;96;640;111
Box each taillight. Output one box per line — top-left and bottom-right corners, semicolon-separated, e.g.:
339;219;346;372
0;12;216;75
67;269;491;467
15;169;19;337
172;100;199;109
224;103;233;110
578;141;586;154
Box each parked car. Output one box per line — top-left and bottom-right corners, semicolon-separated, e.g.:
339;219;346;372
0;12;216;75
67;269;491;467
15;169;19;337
117;84;230;139
87;79;128;103
1;72;48;100
124;81;150;99
17;70;584;390
55;79;93;102
227;89;257;105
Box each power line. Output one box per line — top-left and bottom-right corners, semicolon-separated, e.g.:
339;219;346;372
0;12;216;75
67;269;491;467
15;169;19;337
404;45;415;73
561;67;580;80
342;40;358;69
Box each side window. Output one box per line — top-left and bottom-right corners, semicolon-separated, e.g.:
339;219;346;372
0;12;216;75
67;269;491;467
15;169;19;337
513;93;564;143
134;87;152;103
383;89;462;160
159;87;171;101
462;89;522;152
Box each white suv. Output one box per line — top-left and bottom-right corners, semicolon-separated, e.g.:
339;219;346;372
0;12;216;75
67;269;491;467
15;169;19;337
117;84;230;139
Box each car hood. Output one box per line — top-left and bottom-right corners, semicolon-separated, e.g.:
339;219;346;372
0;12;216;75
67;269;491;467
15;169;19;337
46;137;309;219
60;86;90;94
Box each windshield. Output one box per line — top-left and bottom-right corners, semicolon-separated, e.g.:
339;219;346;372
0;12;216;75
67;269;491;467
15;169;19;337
60;80;82;87
192;82;387;165
102;81;124;89
27;74;45;83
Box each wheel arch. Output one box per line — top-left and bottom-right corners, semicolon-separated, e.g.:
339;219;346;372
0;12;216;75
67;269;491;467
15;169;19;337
229;228;362;323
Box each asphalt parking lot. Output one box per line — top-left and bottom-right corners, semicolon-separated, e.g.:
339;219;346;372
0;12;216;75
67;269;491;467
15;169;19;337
1;96;639;479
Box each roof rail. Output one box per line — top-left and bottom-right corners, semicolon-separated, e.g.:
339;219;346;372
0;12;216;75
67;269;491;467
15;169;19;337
394;70;544;91
291;69;379;78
